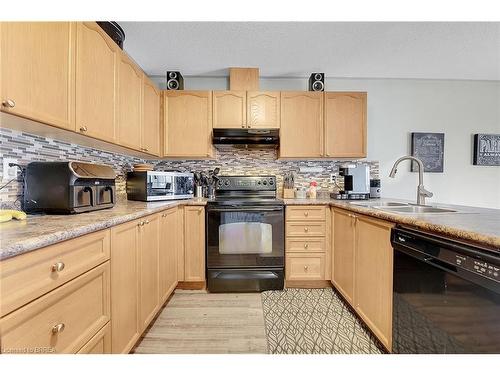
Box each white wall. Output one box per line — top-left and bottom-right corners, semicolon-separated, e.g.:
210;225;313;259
151;75;500;209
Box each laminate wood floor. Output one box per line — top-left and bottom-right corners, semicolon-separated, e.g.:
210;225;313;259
132;290;268;354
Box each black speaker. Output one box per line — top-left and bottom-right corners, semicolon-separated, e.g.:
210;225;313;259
166;71;184;90
309;73;324;92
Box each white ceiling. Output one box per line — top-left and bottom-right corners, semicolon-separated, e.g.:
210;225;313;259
120;22;500;81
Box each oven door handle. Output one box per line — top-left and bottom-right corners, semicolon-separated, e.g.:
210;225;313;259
207;207;284;212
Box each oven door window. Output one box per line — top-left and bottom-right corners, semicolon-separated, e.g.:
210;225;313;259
207;207;284;268
219;222;272;255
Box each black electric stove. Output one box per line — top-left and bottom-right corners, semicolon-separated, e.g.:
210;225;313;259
206;176;285;293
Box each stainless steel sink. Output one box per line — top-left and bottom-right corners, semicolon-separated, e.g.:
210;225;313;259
374;205;458;214
351;201;408;207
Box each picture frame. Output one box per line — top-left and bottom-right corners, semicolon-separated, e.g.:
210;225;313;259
411;132;445;173
473;134;500;166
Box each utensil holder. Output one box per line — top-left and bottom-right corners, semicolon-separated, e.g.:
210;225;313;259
283;188;295;199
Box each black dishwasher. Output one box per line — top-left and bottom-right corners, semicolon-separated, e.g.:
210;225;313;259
391;226;500;354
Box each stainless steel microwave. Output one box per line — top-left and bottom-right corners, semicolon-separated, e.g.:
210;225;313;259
126;171;194;201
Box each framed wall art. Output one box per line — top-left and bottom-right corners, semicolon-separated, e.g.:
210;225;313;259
411;132;445;172
473;134;500;166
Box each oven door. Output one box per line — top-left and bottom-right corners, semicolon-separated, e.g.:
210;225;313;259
206;204;284;269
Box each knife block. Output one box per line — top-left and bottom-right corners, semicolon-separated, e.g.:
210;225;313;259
283;188;295;199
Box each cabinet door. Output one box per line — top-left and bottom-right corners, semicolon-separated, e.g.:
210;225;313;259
110;219;140;354
212;91;246;128
183;207;205;282
164;91;212;157
177;206;185;281
247;91;280;129
159;208;178;303
280;92;323;158
117;53;142;150
75;22;117;143
142;76;160;156
139;214;160;330
0;22;75;130
324;92;367;158
355;216;394;351
332;209;355;304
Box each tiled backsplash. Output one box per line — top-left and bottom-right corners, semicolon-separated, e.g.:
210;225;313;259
0;128;379;207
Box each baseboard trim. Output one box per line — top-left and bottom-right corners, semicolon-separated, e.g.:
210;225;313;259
285;280;333;289
176;281;206;290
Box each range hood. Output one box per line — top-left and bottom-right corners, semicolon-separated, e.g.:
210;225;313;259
212;128;279;149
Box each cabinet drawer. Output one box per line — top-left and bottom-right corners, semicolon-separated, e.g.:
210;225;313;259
1;229;110;317
286;222;326;237
77;322;111;354
286;237;325;253
0;262;110;354
286;254;325;280
286;206;326;221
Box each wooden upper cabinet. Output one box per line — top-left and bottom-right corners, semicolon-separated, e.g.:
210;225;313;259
0;22;76;130
212;91;246;128
280;92;323;158
247;91;280;129
332;208;355;304
355;215;394;351
117;53;142;150
142;76;160;156
183;207;205;282
324;92;367;158
163;91;213;158
75;22;118;143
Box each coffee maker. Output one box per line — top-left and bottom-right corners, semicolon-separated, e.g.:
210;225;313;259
332;164;370;200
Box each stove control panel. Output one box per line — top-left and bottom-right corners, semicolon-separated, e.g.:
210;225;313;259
216;176;276;191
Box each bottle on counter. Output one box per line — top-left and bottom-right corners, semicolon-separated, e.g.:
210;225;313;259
308;181;318;199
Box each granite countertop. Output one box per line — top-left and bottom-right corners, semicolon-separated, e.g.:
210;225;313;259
1;196;499;261
0;198;207;260
283;198;500;251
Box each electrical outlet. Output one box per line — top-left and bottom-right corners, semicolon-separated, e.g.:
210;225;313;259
2;158;18;182
330;174;336;184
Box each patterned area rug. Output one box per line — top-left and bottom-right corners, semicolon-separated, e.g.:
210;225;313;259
261;288;383;354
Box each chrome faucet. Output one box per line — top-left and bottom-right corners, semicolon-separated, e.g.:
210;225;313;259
389;156;433;206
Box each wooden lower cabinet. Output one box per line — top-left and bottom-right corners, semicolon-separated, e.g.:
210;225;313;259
1;229;110;318
110;213;161;353
138;214;160;331
0;262;110;354
286;253;325;281
354;216;394;351
331;209;356;304
331;208;394;351
77;322;111;354
110;219;141;354
183;206;206;282
159;208;179;302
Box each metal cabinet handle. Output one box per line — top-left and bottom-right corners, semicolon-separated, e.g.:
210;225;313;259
145;220;150;224
304;243;309;249
198;208;203;212
51;262;65;273
79;125;88;132
161;213;167;217
247;125;251;128
241;125;246;128
52;323;65;334
304;212;309;217
138;221;145;227
304;265;309;271
141;147;149;152
304;227;309;232
2;99;15;108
